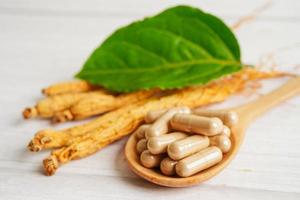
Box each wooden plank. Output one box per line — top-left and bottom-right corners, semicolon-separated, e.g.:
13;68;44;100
0;0;299;19
1;168;299;200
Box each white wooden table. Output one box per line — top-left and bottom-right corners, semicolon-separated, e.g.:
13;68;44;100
0;0;299;199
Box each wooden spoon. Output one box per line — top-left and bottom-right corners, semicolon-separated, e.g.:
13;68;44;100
125;77;300;187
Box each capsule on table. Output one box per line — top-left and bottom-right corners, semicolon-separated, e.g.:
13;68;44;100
136;139;147;154
170;114;223;136
167;135;209;160
209;134;231;153
176;146;223;177
193;109;239;128
147;132;187;155
145;107;191;139
134;124;150;139
145;109;167;123
221;125;231;137
160;157;178;176
140;150;164;168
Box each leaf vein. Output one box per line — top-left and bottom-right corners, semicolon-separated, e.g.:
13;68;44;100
148;26;214;58
79;59;239;75
171;12;235;59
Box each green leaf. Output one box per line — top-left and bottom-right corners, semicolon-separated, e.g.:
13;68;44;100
76;5;242;92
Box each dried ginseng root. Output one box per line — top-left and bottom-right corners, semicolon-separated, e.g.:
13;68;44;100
42;80;99;96
23;90;115;119
52;89;159;123
28;101;149;152
42;68;285;175
28;68;285;153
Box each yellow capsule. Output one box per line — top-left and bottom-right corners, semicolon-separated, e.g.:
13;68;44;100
145;107;191;139
176;147;223;177
160;157;177;176
144;109;167;123
170;114;223;136
222;125;231;137
136;139;147;154
134;124;150;139
140;150;164;168
147;132;187;155
167;135;209;160
209;134;231;153
193;109;239;128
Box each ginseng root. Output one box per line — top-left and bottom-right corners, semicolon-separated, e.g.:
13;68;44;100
28;68;284;152
28;102;148;152
42;68;285;175
42;80;100;96
52;89;159;123
23;90;115;119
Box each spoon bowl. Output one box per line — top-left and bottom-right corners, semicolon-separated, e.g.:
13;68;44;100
125;77;300;187
125;125;242;187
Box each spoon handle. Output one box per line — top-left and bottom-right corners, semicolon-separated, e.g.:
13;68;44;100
235;77;300;125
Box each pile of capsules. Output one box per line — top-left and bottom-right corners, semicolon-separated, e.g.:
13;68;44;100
134;107;239;177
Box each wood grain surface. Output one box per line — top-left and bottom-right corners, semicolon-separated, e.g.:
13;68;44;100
0;0;299;199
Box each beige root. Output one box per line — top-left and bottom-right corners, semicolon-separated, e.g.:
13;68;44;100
28;102;148;152
51;89;159;123
42;68;285;175
42;80;100;96
23;90;115;119
231;1;273;30
28;68;285;153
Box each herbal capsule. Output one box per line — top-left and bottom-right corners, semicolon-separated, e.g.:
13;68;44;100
160;157;177;176
222;125;231;137
140;150;164;168
136;139;147;154
193;109;239;128
134;124;150;139
176;147;223;177
170;114;223;136
145;107;191;139
147;132;187;155
145;109;167;123
167;135;209;160
209;134;231;153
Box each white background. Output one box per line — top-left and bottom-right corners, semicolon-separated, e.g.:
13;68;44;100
0;0;299;199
